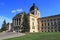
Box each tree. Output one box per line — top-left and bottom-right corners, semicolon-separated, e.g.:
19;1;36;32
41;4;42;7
21;12;30;32
6;23;9;30
0;29;1;32
1;20;7;31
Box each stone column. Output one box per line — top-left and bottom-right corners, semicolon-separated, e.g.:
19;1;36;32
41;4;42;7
14;19;15;26
52;20;54;32
16;19;17;26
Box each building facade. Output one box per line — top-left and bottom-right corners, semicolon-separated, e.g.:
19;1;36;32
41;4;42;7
10;3;60;32
38;15;60;32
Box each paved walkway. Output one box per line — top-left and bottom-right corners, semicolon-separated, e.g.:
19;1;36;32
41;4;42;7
0;32;25;40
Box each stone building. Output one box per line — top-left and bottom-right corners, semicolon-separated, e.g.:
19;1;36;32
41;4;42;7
9;3;60;32
38;15;60;32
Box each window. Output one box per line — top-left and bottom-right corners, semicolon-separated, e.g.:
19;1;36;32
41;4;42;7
41;20;43;23
47;20;49;22
45;23;46;26
17;19;18;25
59;27;60;29
54;22;56;25
42;27;43;29
44;20;46;22
51;22;53;26
55;30;57;32
42;23;43;26
50;19;52;21
48;30;49;32
33;31;35;32
48;27;50;29
32;22;35;29
57;18;60;20
54;27;56;29
59;30;60;32
32;26;35;29
45;27;46;29
31;10;34;15
51;27;53;29
45;31;46;32
58;21;60;25
42;31;43;32
51;30;53;32
53;19;56;21
48;23;49;26
32;18;34;21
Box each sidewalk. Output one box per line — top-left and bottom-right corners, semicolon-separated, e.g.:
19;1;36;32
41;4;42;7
0;32;25;40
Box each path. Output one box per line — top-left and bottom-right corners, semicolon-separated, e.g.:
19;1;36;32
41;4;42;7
0;32;25;40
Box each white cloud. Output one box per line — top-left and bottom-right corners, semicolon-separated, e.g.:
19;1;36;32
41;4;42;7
11;10;16;13
17;9;23;12
0;16;12;29
11;8;23;13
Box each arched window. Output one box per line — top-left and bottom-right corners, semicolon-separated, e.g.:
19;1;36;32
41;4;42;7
51;22;53;26
48;23;49;26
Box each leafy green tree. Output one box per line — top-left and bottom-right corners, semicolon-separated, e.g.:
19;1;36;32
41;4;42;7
0;29;1;32
1;20;7;31
6;23;9;30
21;12;30;32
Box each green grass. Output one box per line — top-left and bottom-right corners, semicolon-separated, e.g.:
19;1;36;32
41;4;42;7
5;32;60;40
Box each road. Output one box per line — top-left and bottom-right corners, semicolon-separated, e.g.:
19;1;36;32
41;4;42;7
0;32;25;40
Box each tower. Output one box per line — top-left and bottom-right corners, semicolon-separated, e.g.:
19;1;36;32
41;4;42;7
29;3;40;32
30;3;40;18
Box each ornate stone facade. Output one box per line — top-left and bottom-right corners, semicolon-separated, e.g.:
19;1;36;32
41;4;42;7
38;15;60;32
8;3;60;32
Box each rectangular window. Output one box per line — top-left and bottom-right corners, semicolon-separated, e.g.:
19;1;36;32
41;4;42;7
48;23;49;26
54;26;56;29
32;18;35;21
51;22;53;26
17;19;18;25
42;23;43;26
53;19;56;21
32;26;35;29
51;30;53;32
47;20;49;22
51;27;53;29
55;30;57;32
44;20;46;22
45;23;46;26
48;30;50;32
58;21;60;25
32;22;35;29
54;22;56;25
48;27;50;29
50;19;52;21
57;18;60;20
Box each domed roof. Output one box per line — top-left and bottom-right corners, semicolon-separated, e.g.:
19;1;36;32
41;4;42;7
30;3;39;11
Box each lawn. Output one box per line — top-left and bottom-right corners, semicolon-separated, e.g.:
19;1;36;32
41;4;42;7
5;32;60;40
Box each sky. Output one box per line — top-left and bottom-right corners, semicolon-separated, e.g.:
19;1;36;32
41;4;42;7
0;0;60;28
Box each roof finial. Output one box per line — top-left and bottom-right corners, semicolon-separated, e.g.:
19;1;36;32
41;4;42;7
33;3;35;6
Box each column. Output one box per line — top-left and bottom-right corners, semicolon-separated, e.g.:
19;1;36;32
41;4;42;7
16;19;17;26
13;19;15;26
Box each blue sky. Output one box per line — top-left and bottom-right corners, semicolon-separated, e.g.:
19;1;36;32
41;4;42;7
0;0;60;28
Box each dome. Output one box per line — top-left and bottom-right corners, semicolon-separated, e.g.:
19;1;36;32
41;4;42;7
30;3;39;11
